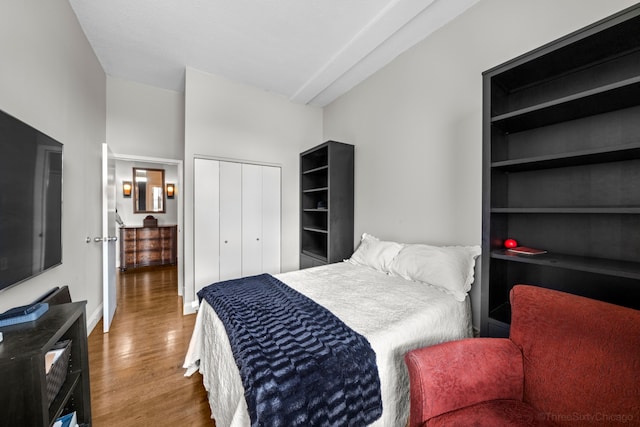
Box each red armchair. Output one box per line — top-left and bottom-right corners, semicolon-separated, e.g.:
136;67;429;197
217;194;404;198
404;285;640;427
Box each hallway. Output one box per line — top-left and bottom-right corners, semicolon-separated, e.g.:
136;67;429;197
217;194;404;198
88;266;213;426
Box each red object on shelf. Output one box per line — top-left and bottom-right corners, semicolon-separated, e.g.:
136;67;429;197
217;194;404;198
504;239;518;249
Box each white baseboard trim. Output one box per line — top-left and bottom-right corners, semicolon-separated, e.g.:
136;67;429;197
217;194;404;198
183;300;199;315
87;303;103;336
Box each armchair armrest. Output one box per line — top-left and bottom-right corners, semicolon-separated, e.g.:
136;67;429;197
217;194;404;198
404;338;523;426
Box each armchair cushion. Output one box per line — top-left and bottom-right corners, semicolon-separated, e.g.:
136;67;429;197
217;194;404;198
404;338;524;425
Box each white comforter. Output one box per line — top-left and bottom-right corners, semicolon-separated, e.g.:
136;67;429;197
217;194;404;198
184;261;472;426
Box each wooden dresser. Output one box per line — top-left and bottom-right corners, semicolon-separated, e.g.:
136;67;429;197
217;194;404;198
119;225;177;270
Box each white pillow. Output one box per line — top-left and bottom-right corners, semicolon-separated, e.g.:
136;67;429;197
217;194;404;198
389;244;481;301
348;233;403;273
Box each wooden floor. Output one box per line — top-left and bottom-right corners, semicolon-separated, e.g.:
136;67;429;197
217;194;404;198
88;266;214;426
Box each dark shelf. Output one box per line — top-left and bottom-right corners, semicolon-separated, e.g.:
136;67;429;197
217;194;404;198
303;226;328;234
491;76;640;133
302;165;328;174
301;250;328;263
491;142;640;172
302;187;328;193
491;207;640;214
489;302;512;324
490;9;640;91
48;371;81;421
491;249;640;280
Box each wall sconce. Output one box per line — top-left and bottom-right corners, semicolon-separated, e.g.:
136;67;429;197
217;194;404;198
166;183;175;199
122;181;132;197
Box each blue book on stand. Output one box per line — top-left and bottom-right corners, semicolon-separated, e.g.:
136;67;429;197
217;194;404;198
0;303;49;327
53;411;77;427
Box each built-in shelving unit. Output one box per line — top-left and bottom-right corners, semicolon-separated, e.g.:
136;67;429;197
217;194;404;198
481;4;640;337
300;141;354;268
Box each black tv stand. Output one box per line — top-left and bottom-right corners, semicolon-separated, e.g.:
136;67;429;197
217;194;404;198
0;301;91;426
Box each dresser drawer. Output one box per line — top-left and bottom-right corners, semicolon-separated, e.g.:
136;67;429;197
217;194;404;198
120;225;177;270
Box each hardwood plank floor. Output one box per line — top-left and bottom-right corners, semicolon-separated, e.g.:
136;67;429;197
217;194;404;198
88;266;214;426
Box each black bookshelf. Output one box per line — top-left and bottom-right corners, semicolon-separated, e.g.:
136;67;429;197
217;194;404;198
300;141;354;268
481;4;640;337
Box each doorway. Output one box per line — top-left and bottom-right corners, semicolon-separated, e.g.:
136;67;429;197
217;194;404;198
113;153;184;298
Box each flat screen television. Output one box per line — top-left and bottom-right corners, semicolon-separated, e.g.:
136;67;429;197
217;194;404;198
0;109;63;293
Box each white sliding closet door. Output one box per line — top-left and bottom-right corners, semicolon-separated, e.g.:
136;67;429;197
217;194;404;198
194;158;281;291
219;161;242;281
194;158;220;292
242;164;263;276
261;166;281;274
241;164;281;276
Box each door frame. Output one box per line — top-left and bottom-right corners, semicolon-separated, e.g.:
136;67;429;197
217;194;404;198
113;153;185;297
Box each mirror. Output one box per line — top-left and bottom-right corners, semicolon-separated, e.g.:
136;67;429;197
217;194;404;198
133;168;166;213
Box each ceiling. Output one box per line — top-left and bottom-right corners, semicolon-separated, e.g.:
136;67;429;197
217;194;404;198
68;0;478;107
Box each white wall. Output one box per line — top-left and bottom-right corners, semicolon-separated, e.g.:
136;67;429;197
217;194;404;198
183;68;322;308
0;1;106;330
322;0;638;329
106;76;184;160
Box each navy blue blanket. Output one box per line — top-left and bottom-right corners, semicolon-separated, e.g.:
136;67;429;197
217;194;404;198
198;273;382;426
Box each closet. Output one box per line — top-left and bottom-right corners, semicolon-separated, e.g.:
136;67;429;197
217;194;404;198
194;159;281;291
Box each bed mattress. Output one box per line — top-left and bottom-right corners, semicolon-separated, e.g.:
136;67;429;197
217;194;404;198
184;261;472;426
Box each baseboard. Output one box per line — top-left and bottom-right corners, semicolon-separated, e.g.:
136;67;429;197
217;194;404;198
87;303;103;336
183;300;198;315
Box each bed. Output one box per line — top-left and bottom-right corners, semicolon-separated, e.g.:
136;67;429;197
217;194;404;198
184;234;480;426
